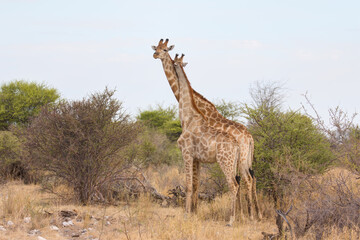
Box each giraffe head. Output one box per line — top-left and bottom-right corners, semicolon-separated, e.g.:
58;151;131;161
152;39;174;59
173;54;188;67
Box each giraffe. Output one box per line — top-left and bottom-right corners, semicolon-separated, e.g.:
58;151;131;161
173;53;241;226
152;39;262;220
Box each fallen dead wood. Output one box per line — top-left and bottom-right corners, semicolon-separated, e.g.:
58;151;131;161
262;205;294;240
111;167;216;207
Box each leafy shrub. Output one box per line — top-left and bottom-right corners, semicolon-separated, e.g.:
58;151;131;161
23;88;139;204
0;131;29;181
241;82;334;202
129;128;182;166
0;80;59;130
137;105;181;142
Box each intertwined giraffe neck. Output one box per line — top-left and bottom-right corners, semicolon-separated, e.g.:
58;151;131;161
161;55;180;101
152;39;262;221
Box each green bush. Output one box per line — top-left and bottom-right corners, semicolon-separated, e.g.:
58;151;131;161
134;106;182;166
129;128;182;166
214;99;242;121
0;80;59;130
337;126;360;176
137;105;182;142
0;131;21;164
242;104;334;201
0;131;29;181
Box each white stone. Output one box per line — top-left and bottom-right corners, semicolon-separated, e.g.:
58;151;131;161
50;225;59;231
62;220;74;227
0;226;6;231
105;221;111;226
28;229;41;235
7;221;14;226
24;217;31;223
38;237;47;240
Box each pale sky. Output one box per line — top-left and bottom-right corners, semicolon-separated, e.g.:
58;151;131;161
1;0;359;123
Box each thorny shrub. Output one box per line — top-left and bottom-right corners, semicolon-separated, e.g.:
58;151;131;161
23;88;139;204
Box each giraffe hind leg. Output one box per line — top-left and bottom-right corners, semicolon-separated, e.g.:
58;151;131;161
216;155;239;226
250;169;262;220
239;157;254;220
243;173;254;220
236;176;244;221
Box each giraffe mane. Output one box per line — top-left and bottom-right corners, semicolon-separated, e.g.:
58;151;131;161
177;65;208;121
193;89;217;111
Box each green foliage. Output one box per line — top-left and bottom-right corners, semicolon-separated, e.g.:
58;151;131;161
0;131;21;165
242;104;334;198
235;81;334;202
163;120;182;142
135;105;182;165
0;130;29;181
0;80;60;130
338;125;360;176
138;105;177;128
129;128;182;166
214;99;242;121
0;131;21;174
137;105;182;141
352;125;360;140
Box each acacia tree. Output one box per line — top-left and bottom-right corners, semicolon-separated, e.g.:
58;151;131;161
24;88;139;204
241;81;333;203
0;80;59;130
302;95;360;176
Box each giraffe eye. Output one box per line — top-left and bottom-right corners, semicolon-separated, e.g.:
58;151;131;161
164;49;168;52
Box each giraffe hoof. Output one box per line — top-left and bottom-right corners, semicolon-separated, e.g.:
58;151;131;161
226;223;232;227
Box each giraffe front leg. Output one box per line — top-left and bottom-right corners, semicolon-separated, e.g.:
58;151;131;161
191;160;200;213
183;154;194;214
226;177;239;227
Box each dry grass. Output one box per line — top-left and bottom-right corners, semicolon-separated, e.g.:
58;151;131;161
0;166;357;240
0;180;275;240
145;165;185;194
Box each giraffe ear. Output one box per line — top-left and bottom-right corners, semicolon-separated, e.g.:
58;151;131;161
182;62;188;67
168;45;175;51
151;46;157;50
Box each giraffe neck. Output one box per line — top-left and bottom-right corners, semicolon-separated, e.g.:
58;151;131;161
160;55;180;101
160;54;220;121
174;64;205;128
160;54;249;140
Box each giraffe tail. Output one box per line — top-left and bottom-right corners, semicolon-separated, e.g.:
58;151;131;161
235;146;241;184
248;138;255;179
236;175;241;184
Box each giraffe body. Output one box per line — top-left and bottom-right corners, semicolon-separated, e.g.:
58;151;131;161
152;39;262;221
174;57;240;226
